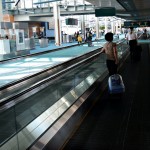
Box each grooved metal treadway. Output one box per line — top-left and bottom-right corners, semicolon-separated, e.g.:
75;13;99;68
63;44;150;150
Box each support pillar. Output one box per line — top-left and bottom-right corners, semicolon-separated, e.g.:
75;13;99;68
53;2;61;46
80;15;85;40
96;17;100;39
119;20;122;33
105;17;108;34
115;22;118;34
111;21;114;33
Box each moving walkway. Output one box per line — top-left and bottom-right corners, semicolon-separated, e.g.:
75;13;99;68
0;39;128;150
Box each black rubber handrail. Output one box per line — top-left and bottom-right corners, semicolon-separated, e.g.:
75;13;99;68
0;47;102;101
0;39;126;106
0;50;104;109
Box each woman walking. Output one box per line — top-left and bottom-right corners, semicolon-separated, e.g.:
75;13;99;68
100;32;119;76
126;27;137;61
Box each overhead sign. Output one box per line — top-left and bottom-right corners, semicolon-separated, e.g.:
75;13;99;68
65;18;78;25
95;7;116;17
124;21;150;28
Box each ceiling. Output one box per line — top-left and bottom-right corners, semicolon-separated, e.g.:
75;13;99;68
85;0;150;21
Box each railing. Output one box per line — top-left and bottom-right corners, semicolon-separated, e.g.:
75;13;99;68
0;37;119;102
0;39;129;150
0;46;101;102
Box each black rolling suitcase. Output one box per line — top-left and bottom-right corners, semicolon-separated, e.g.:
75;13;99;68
133;45;142;61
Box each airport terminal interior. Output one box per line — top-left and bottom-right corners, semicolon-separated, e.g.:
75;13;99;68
0;0;150;150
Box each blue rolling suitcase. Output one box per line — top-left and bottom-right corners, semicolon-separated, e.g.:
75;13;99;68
108;74;125;94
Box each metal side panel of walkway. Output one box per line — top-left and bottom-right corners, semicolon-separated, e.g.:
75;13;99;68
62;43;150;150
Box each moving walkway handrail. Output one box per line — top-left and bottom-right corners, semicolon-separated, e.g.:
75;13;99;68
0;38;107;99
0;49;103;109
0;39;126;107
0;47;101;101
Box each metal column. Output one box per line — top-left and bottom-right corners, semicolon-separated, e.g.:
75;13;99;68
53;2;62;46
